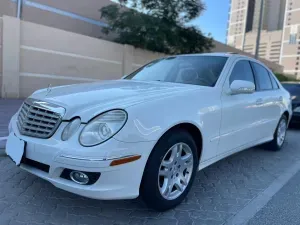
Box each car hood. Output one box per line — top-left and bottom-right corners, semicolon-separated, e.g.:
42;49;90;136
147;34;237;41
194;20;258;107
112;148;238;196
31;80;198;122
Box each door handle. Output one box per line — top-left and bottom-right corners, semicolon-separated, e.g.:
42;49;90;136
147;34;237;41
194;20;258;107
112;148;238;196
256;98;263;105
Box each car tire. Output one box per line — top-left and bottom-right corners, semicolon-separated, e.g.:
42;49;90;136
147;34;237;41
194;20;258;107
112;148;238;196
140;129;199;211
265;115;288;151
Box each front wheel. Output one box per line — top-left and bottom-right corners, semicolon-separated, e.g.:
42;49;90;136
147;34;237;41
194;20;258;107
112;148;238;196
140;129;198;211
265;115;288;151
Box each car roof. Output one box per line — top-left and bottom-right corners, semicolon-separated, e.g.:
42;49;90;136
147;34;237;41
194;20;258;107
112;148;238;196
178;52;234;57
177;52;266;65
282;81;300;84
178;52;257;60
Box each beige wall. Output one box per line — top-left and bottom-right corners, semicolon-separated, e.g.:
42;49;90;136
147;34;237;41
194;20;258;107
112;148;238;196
19;19;127;97
2;16;20;98
1;16;167;98
21;4;111;41
0;0;114;41
133;48;165;71
0;0;16;17
33;0;113;21
0;0;114;40
1;16;285;99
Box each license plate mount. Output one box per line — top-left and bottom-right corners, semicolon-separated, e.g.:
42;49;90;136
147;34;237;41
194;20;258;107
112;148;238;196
6;133;25;166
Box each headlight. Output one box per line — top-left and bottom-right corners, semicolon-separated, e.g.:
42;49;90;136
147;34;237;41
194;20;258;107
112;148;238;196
291;96;297;100
79;110;127;147
294;107;300;113
61;118;81;141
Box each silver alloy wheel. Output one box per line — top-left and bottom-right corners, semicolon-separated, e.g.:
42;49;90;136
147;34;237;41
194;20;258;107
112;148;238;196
277;119;287;147
158;143;194;200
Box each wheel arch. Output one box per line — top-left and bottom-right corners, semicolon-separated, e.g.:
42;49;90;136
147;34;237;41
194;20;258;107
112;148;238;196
283;111;290;122
164;123;203;160
143;122;203;170
139;122;203;194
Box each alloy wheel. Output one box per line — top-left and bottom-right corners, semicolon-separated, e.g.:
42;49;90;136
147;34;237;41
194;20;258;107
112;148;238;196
277;119;287;147
158;143;194;200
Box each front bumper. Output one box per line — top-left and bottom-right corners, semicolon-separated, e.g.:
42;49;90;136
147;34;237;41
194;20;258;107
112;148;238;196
7;115;155;200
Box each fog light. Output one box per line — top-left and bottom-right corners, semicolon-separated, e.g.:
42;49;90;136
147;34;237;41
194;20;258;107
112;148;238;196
70;171;89;185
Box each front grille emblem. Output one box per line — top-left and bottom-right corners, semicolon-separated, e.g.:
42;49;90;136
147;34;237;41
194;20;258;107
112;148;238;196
46;84;52;96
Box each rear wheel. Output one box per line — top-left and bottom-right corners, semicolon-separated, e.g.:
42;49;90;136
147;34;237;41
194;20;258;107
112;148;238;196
265;115;288;151
140;129;198;211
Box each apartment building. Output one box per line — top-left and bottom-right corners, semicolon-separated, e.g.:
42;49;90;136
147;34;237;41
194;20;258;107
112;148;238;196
243;30;282;63
227;0;300;79
252;0;286;31
280;0;300;79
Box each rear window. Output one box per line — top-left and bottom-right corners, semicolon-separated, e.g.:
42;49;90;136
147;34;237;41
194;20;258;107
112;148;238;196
251;62;273;91
125;56;228;87
269;72;279;89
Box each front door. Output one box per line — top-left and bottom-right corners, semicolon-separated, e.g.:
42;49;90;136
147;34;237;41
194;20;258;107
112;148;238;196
219;60;263;156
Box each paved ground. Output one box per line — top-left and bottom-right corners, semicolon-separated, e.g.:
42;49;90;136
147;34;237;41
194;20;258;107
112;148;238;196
247;168;300;225
0;99;24;137
0;99;24;149
1;99;300;225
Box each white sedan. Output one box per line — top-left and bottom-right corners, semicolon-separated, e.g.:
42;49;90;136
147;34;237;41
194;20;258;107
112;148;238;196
6;53;292;211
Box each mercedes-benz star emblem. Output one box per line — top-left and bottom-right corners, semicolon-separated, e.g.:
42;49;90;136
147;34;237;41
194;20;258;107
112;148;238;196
46;84;52;96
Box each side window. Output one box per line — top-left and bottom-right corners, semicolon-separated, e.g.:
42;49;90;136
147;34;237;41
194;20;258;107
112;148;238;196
251;62;273;91
269;72;279;89
229;60;255;85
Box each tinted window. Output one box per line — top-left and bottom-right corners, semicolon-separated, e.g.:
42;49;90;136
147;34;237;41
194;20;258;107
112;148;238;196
251;62;273;91
229;60;255;84
282;83;300;96
269;72;279;89
125;56;228;87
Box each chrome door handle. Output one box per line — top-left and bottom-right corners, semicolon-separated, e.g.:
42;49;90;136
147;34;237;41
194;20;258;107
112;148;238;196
256;98;263;105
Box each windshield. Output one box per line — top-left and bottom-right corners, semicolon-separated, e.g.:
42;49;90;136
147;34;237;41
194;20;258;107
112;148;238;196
125;56;228;87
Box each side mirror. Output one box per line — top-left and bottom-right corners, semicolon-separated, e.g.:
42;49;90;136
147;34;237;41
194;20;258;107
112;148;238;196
230;80;255;95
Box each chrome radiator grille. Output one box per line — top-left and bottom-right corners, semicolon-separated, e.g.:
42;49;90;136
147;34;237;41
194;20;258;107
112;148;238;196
17;99;65;138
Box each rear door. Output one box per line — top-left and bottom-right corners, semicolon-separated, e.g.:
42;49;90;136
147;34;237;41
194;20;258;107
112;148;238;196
250;62;282;139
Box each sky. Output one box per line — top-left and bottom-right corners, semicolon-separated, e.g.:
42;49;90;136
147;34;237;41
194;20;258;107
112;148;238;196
191;0;230;43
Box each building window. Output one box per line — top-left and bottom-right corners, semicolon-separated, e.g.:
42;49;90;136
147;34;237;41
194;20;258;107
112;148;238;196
289;34;297;44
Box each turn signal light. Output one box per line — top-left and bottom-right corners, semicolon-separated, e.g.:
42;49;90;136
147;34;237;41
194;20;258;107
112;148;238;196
110;155;141;166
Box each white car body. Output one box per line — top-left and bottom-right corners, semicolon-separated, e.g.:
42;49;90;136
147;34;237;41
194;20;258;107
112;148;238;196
6;53;292;202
